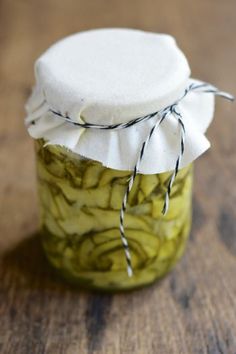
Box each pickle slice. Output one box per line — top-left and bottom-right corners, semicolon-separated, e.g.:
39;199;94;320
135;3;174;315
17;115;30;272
36;139;192;291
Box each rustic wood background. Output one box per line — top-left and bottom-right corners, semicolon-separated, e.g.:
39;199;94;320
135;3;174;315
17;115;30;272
0;0;236;353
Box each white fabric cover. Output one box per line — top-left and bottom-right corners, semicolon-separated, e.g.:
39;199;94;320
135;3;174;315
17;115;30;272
25;28;214;173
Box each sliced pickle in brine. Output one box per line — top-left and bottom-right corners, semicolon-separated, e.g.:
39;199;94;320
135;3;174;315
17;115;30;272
36;140;193;291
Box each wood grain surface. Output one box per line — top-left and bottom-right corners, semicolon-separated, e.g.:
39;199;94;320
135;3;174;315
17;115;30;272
0;0;236;353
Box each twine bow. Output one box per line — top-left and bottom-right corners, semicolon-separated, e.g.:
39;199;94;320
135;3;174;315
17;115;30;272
30;82;234;277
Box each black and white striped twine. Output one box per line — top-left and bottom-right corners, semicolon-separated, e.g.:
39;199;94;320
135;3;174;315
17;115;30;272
29;82;234;277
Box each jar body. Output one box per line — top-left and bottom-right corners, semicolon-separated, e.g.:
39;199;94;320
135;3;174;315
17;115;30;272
35;139;193;291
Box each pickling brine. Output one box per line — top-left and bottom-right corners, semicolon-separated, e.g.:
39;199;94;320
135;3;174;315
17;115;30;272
35;139;193;291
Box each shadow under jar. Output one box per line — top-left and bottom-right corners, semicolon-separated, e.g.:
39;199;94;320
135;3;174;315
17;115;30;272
35;139;193;291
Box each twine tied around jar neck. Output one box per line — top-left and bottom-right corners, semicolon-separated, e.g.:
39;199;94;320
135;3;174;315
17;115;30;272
29;82;234;277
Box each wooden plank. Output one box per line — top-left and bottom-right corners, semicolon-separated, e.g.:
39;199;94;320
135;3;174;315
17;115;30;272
0;0;235;353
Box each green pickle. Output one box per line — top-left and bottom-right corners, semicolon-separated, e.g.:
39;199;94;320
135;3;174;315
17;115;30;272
35;139;193;291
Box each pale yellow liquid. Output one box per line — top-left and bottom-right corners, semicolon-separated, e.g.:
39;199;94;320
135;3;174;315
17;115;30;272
35;140;193;291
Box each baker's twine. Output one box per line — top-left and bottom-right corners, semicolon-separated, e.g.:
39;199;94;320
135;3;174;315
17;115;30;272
29;82;234;277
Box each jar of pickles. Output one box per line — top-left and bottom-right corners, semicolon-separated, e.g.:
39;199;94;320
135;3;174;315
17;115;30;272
25;29;231;291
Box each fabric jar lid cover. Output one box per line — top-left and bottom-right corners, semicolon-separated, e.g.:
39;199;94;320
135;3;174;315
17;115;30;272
25;28;215;174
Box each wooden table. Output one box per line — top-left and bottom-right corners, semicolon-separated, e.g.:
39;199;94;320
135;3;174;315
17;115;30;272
0;1;236;353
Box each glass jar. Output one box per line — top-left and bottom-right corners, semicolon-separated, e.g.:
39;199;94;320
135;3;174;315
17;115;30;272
35;139;193;291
